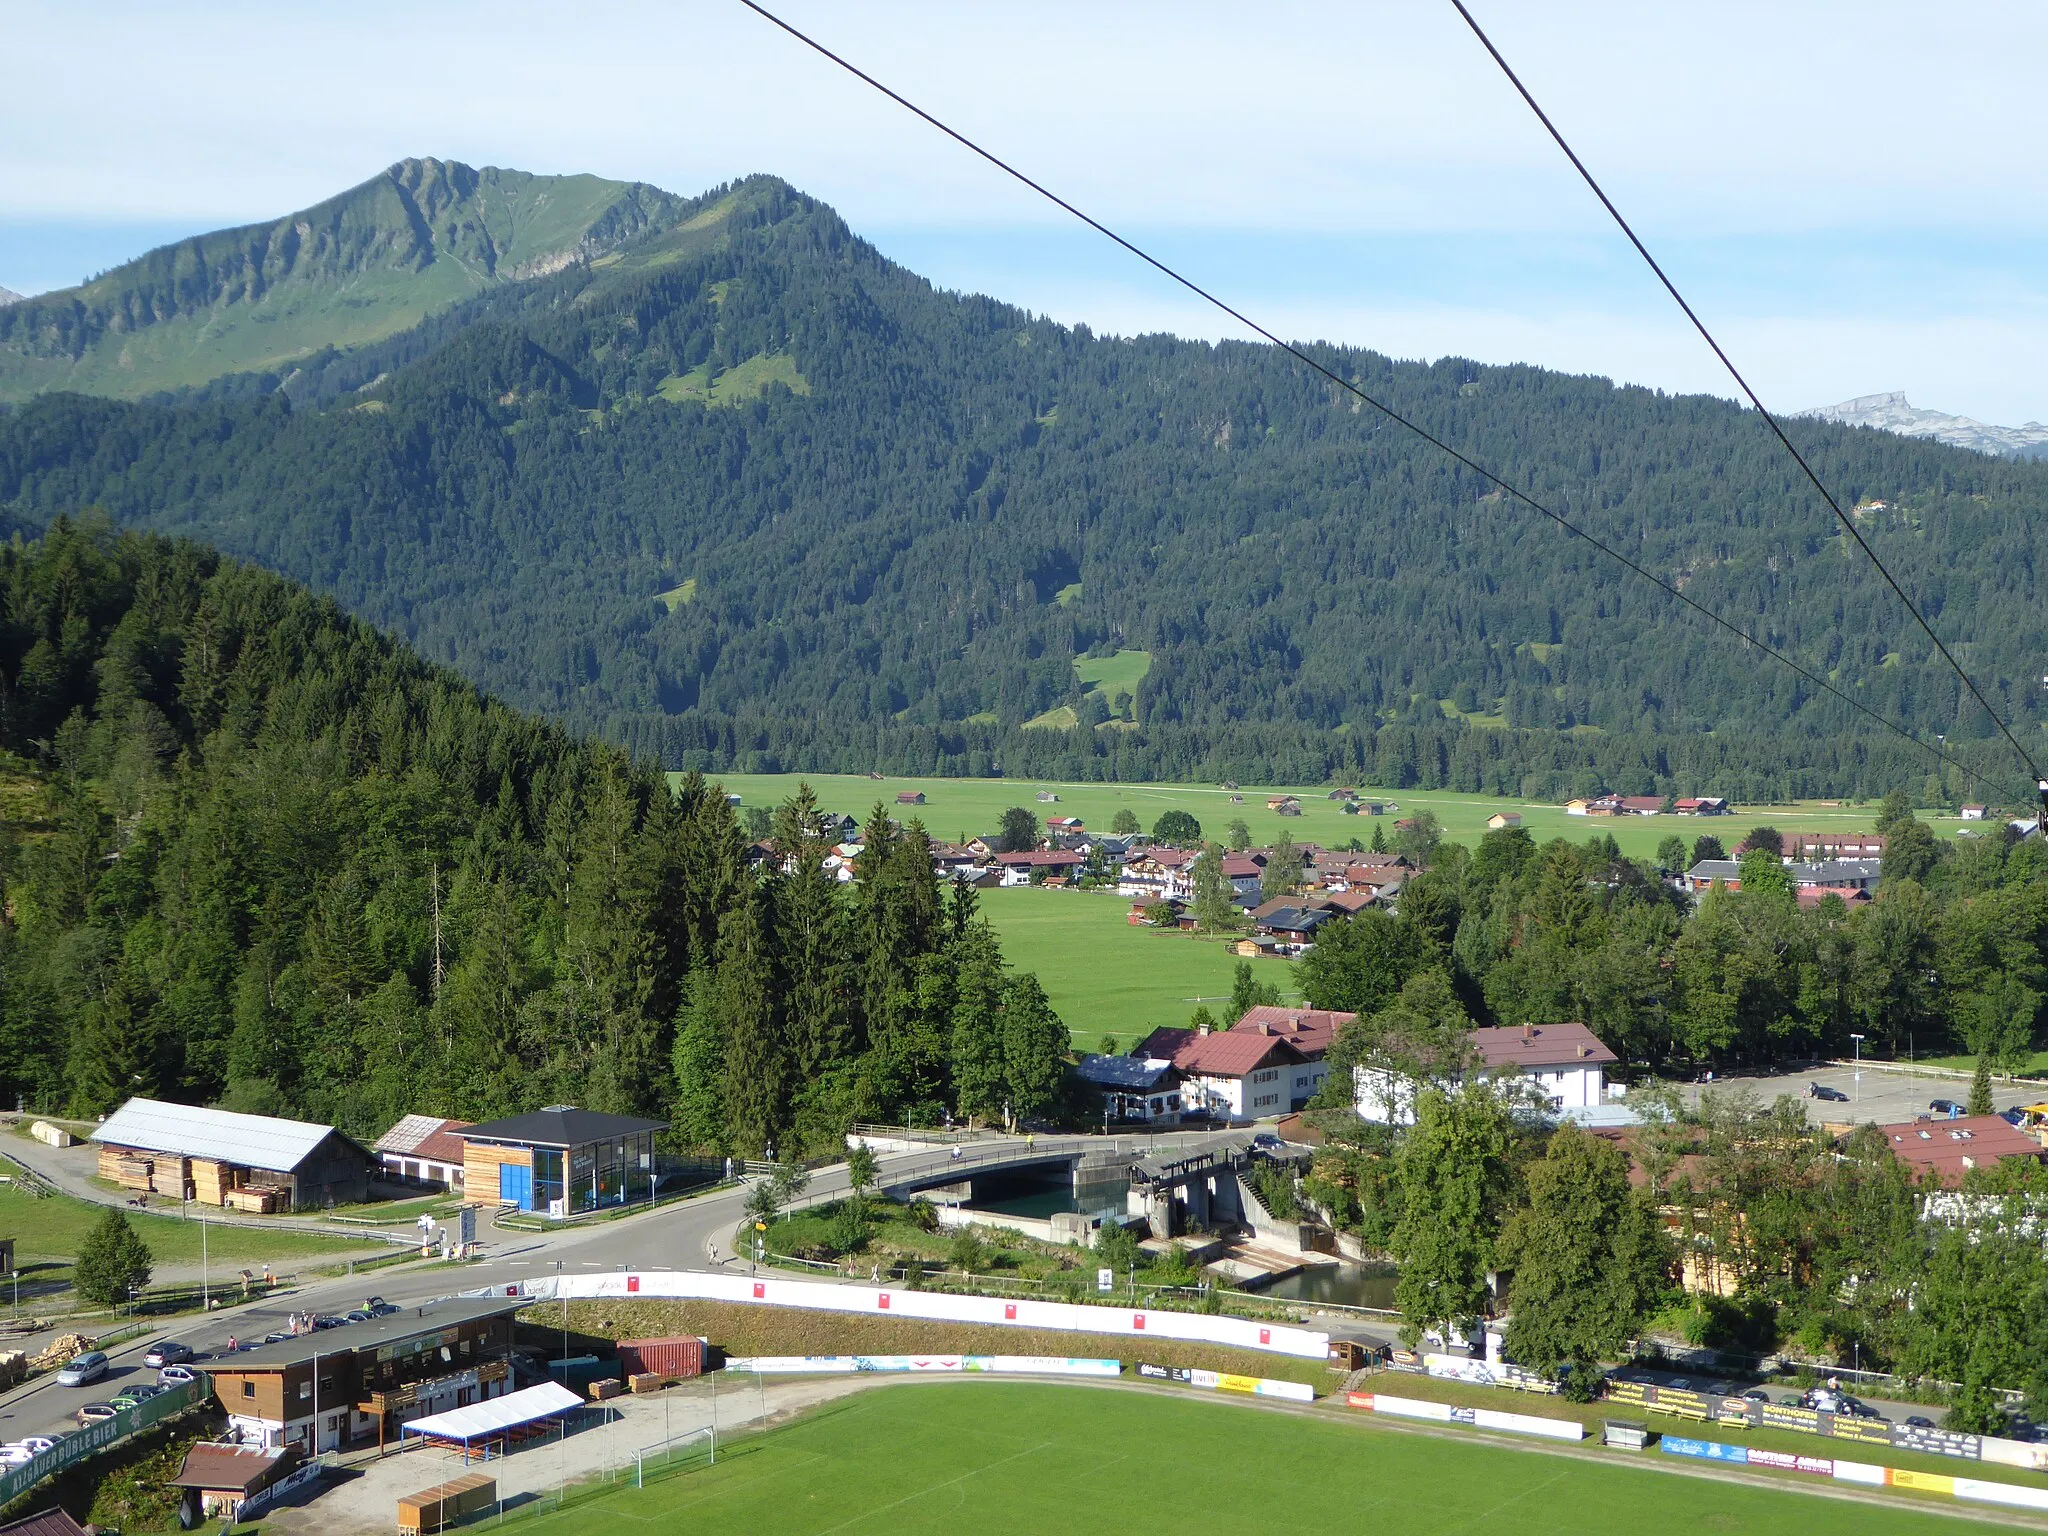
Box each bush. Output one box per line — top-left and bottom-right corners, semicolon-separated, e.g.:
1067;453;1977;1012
906;1197;938;1232
948;1230;989;1274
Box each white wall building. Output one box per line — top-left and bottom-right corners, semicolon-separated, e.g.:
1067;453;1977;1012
1354;1022;1615;1125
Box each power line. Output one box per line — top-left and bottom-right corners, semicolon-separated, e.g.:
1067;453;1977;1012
1449;0;2047;809
736;0;2032;804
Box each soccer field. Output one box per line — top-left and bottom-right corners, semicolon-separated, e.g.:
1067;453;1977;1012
500;1382;1994;1535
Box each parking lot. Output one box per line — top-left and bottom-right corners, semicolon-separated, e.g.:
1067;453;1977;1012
1684;1063;2040;1128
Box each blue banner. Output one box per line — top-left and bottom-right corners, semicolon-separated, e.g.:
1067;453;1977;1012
1661;1436;1749;1464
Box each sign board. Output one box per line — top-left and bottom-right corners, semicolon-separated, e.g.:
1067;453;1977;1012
458;1205;477;1245
1097;1268;1113;1293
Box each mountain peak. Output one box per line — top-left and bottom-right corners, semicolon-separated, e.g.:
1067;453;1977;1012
0;286;22;309
1798;390;2048;459
0;160;701;402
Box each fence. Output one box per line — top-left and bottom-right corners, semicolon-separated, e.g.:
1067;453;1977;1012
468;1268;1329;1358
0;1375;203;1507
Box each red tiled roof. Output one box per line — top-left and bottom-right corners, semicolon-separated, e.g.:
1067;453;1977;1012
1794;885;1872;909
374;1115;474;1165
1137;847;1199;868
1172;1031;1307;1079
1221;855;1264;879
1875;1115;2047;1186
1322;889;1376;913
1132;1027;1196;1062
1232;1006;1354;1058
1469;1022;1617;1070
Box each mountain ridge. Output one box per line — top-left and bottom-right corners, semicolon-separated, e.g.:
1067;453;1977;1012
1797;390;2048;460
5;168;2048;798
0;158;698;402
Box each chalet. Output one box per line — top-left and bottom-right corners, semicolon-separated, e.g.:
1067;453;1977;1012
456;1106;666;1215
1783;831;1887;861
994;849;1087;885
1486;812;1523;830
1873;1115;2048;1186
1684;857;1880;895
1072;1055;1184;1124
895;791;926;805
373;1115;472;1192
1354;1021;1615;1125
1253;907;1333;951
1617;796;1665;816
1961;805;1988;821
1219;853;1266;898
1127;897;1185;925
1233;1006;1349;1108
1035;790;1061;803
1672;797;1729;816
1564;798;1593;816
1359;801;1387;816
1118;847;1199;903
1328;788;1358;802
92;1099;372;1213
1231;936;1286;958
1172;1031;1310;1119
1045;816;1085;833
209;1296;519;1454
1320;888;1378;915
1267;795;1303;817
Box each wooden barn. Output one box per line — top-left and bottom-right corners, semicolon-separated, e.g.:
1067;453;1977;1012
91;1098;373;1212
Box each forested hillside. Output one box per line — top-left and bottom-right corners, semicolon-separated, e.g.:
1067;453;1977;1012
4;170;2048;797
0;519;1066;1149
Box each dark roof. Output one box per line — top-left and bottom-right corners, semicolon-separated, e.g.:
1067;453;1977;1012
0;1511;89;1536
220;1297;520;1371
1072;1054;1181;1092
169;1443;301;1493
1172;1032;1308;1079
1258;908;1333;935
457;1106;667;1148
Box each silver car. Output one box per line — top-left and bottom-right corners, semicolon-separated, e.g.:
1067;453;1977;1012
55;1352;108;1388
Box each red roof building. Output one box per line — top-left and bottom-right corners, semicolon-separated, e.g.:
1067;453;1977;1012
1874;1115;2048;1187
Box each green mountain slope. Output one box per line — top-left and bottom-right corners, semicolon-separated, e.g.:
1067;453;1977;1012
0;158;690;401
5;171;2048;799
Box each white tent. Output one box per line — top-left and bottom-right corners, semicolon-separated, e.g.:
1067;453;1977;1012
400;1382;583;1445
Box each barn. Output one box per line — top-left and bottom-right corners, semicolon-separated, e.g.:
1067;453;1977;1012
91;1099;373;1212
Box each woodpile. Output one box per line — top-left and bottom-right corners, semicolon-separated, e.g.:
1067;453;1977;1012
191;1159;231;1205
587;1378;622;1402
30;1333;95;1370
225;1187;281;1214
149;1157;192;1198
626;1372;664;1394
98;1147;152;1190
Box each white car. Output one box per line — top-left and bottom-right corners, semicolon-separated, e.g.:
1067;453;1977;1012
14;1438;53;1455
158;1364;198;1386
0;1445;33;1466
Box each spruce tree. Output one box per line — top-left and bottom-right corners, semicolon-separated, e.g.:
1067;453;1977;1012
1969;1054;1994;1117
714;882;785;1157
74;1209;153;1309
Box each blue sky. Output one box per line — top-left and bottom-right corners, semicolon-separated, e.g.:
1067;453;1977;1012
5;1;2046;424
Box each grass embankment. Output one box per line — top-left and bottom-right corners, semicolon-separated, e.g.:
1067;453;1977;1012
0;1184;368;1297
525;1300;1334;1390
487;1381;2005;1535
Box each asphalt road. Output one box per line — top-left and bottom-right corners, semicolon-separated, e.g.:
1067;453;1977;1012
0;1132;1211;1447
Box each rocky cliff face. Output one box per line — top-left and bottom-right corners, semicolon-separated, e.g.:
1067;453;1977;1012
1799;390;2048;459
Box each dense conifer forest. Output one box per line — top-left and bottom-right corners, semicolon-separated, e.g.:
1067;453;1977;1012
3;172;2048;797
0;520;1066;1149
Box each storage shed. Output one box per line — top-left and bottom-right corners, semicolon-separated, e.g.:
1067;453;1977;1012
91;1098;373;1211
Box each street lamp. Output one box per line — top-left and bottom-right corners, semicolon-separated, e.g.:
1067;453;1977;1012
1848;1034;1865;1107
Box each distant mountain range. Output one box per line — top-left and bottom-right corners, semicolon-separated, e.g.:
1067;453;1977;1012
4;161;2048;794
0;287;21;308
1797;391;2048;460
0;159;691;402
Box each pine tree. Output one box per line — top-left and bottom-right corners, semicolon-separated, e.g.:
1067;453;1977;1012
949;924;1008;1123
715;882;785;1157
1192;843;1240;932
669;972;729;1153
999;973;1069;1124
74;1208;153;1308
1969;1053;1995;1116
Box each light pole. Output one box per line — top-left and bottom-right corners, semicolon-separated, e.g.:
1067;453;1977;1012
1848;1034;1864;1107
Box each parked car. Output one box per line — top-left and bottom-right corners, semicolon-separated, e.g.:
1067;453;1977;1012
261;1331;292;1345
1905;1415;1936;1429
1250;1132;1281;1149
142;1341;193;1369
311;1314;347;1331
343;1310;374;1325
0;1446;32;1467
1740;1388;1771;1402
157;1364;198;1386
1930;1099;1965;1118
1808;1083;1850;1103
55;1352;108;1388
15;1438;54;1456
74;1404;117;1426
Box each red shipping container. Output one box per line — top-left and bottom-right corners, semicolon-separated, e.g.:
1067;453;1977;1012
615;1337;705;1380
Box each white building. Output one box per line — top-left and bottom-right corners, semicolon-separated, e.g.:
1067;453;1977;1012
1354;1022;1616;1125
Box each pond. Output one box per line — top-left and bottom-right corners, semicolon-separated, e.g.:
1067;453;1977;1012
1257;1263;1398;1310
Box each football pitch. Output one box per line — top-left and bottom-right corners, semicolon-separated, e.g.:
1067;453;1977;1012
500;1382;1995;1534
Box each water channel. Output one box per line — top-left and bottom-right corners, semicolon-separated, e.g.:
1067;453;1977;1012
1256;1263;1399;1310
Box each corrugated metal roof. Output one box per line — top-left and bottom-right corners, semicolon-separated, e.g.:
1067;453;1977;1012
374;1114;472;1159
91;1098;347;1173
402;1381;583;1442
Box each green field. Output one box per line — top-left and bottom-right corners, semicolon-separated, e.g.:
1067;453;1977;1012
503;1382;1998;1535
978;888;1289;1046
0;1184;370;1275
701;772;1962;866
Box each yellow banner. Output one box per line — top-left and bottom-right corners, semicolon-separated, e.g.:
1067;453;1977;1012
1214;1374;1260;1395
1889;1469;1955;1495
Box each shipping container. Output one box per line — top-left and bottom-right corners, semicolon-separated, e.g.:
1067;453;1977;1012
616;1336;704;1380
397;1472;495;1535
